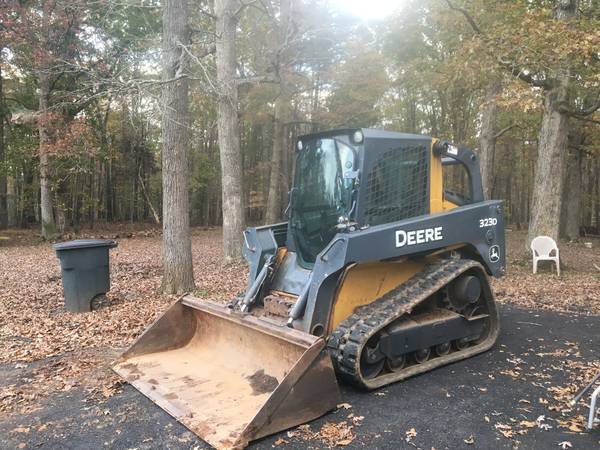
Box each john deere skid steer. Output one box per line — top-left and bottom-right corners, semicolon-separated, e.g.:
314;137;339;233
114;129;505;449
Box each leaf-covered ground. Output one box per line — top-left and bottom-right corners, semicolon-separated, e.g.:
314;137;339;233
1;227;599;448
492;231;600;316
0;227;247;416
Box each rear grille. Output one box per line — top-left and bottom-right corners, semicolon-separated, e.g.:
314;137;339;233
363;145;428;226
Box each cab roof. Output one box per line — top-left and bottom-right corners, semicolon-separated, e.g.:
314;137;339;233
298;128;431;142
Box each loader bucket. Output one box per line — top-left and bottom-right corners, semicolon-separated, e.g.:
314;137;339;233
113;295;341;449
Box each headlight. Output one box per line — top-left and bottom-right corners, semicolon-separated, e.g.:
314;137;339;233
446;144;459;156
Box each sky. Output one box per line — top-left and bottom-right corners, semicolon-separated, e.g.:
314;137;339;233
330;0;403;21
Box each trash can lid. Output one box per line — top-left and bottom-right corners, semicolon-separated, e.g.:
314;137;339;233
53;239;118;251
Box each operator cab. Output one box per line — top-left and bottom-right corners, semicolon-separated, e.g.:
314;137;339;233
289;128;434;268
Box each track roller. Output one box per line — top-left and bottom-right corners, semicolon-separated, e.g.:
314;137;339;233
435;342;451;356
453;337;470;351
414;348;431;364
385;355;407;372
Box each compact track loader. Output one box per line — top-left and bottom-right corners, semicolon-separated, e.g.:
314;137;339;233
114;129;505;449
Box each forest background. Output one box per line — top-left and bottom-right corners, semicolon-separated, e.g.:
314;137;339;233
0;0;598;269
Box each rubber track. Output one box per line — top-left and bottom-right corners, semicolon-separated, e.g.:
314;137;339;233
327;258;499;390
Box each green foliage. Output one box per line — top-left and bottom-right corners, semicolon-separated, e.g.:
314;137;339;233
325;43;389;128
0;0;598;231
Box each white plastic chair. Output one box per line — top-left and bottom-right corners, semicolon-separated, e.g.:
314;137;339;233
530;236;560;276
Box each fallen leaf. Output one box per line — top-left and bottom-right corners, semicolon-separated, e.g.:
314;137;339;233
405;427;417;441
464;435;475;444
351;415;364;425
318;421;355;447
500;369;521;379
520;420;536;428
499;429;513;438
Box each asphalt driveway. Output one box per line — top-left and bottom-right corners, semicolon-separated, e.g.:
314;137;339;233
2;304;599;450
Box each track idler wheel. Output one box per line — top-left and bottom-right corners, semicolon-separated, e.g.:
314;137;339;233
360;336;385;379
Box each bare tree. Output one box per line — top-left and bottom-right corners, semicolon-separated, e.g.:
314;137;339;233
161;0;195;294
0;63;6;229
526;0;581;244
561;126;584;240
446;0;589;244
215;0;245;263
38;4;56;239
265;0;293;224
38;69;56;239
6;175;16;228
478;78;501;200
527;72;571;244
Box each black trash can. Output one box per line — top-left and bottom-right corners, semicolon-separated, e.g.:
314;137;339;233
53;239;118;312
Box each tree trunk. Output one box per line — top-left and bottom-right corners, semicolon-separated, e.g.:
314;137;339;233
561;147;582;240
6;175;16;227
91;157;100;227
527;74;569;244
105;159;113;221
38;71;57;239
527;0;576;245
0;63;7;229
311;72;320;132
92;105;109;227
265;0;292;225
518;146;528;228
139;169;160;225
596;158;600;233
71;172;80;229
266;87;292;224
479;78;500;200
161;0;195;294
215;0;245;263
